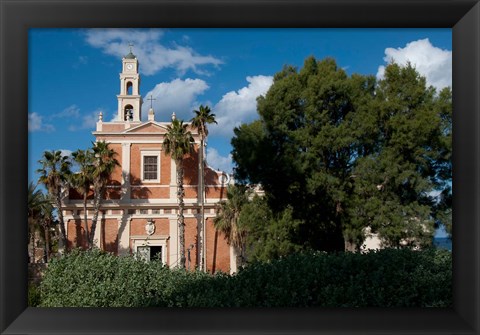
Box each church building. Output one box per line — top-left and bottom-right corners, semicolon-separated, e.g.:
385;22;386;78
62;50;236;273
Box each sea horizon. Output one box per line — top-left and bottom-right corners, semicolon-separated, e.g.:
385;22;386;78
433;237;452;251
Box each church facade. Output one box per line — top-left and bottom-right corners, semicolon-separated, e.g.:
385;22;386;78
62;51;236;273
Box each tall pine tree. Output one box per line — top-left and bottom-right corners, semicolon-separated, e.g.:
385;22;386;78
232;57;451;254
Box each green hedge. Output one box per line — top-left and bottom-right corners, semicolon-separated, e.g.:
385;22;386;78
28;284;42;307
38;248;451;307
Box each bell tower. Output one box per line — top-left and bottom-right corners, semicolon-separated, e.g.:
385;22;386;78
117;45;143;122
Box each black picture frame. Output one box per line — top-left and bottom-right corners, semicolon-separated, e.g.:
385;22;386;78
1;0;479;334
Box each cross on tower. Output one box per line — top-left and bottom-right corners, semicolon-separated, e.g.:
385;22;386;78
128;42;134;53
147;95;156;109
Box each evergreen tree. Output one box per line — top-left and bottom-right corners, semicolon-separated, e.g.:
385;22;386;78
231;57;451;253
350;63;447;248
240;195;302;262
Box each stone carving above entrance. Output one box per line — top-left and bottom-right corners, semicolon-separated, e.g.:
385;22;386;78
145;219;155;236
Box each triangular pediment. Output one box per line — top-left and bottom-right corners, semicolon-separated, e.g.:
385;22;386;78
123;122;169;134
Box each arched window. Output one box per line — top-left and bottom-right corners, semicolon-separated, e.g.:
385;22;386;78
124;105;134;121
126;82;133;95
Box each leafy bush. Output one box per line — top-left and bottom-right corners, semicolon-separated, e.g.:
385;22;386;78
230;248;452;307
28;284;42;307
39;247;452;307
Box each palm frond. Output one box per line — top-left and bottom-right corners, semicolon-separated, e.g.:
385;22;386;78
213;185;251;250
163;119;194;161
191;105;217;138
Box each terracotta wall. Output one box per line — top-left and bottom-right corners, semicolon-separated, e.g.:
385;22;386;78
131;186;169;199
67;217;118;254
205;186;227;199
184;217;199;271
101;219;119;254
204;218;230;273
67;218;89;249
108;143;123;183
68;188;94;200
130;143;170;186
177;217;230;273
182;150;199;185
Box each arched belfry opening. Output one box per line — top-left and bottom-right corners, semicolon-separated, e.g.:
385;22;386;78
124;105;134;121
118;47;142;123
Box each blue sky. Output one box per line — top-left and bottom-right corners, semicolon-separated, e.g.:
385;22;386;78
28;28;452;236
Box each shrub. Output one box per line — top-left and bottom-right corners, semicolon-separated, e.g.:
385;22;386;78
28;284;42;307
39;247;452;307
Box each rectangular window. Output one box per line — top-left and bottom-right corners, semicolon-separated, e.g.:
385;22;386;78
141;150;161;183
143;156;158;180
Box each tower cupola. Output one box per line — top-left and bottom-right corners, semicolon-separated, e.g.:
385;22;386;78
117;45;143;123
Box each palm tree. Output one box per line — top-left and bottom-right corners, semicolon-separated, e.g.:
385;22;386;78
28;182;48;262
28;182;56;262
163;118;194;269
71;149;95;248
38;194;55;262
190;105;217;271
89;141;119;247
37;150;72;251
213;185;252;267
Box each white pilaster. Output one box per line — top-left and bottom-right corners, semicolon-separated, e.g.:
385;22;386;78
64;211;69;237
94;211;102;249
121;143;131;202
230;245;237;274
170;158;177;199
169;218;179;268
117;216;132;256
117;99;122;121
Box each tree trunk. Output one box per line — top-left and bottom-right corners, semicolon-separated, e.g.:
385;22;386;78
83;191;90;249
344;240;358;252
89;185;103;247
44;224;50;262
177;159;186;269
232;244;247;270
198;137;205;271
55;194;68;252
30;231;36;263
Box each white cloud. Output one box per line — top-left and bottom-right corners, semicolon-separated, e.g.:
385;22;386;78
210;75;273;137
84;28;223;76
60;149;73;157
68;109;104;131
206;147;233;174
376;38;452;91
142;78;209;121
50;105;80;119
28;112;55;132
